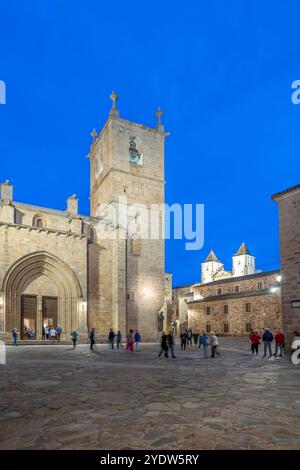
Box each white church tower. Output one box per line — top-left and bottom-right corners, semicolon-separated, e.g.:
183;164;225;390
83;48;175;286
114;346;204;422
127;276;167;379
232;242;255;277
201;250;224;284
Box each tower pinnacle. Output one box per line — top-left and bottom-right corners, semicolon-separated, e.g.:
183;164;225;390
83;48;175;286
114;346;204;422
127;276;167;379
109;91;119;117
155;106;164;131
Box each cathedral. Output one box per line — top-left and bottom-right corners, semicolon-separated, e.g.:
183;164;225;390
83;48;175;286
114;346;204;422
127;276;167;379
0;93;167;342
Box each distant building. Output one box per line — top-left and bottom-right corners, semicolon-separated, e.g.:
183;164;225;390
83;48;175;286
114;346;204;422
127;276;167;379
172;244;282;336
201;243;257;284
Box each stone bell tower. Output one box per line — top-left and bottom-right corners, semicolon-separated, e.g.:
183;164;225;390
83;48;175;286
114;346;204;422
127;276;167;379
88;93;167;341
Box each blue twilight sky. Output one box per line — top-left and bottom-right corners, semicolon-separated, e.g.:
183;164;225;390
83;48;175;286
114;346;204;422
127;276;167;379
0;1;300;286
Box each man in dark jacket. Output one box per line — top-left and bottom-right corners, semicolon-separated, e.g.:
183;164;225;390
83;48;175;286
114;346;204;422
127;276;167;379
89;328;96;350
158;332;169;358
108;329;116;350
262;328;273;358
180;331;187;351
167;331;176;358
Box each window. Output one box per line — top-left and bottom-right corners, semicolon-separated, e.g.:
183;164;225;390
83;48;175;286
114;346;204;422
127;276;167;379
206;323;211;333
224;323;229;333
206;306;211;315
234;285;240;293
127;292;134;301
246;303;251;312
257;282;262;289
246;323;252;333
33;215;44;228
184;298;187;303
224;304;229;314
217;288;222;295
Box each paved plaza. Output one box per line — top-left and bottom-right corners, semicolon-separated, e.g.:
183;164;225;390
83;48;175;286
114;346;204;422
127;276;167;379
0;338;299;450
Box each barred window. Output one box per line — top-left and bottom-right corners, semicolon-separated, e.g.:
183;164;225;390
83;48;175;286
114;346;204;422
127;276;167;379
257;282;262;289
246;303;251;312
246;322;252;333
234;285;240;293
217;288;222;295
224;304;229;314
224;323;229;333
206;323;211;333
206;306;211;315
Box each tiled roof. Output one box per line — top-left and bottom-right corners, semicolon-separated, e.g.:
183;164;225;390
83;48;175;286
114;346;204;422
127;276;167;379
205;250;220;262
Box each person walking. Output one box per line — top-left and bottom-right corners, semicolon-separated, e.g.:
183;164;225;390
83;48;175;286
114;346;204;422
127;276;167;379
209;332;220;358
199;332;208;358
134;330;142;352
158;331;169;358
117;330;122;349
89;328;96;351
108;328;115;350
56;324;62;342
42;325;46;340
180;330;187;351
126;329;134;352
249;330;261;355
262;328;273;358
186;328;193;350
167;330;176;358
70;330;78;348
274;330;285;357
12;328;18;346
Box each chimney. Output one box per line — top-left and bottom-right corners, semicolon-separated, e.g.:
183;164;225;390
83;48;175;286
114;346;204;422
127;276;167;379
67;194;78;216
0;180;13;204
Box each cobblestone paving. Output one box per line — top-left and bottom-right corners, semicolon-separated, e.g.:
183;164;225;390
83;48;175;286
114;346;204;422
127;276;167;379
0;338;299;450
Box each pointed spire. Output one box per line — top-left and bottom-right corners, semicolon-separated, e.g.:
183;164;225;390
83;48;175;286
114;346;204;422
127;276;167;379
235;242;251;256
109;91;119;117
205;250;220;262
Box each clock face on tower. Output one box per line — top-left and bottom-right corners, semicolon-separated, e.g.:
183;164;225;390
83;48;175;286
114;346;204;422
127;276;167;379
129;136;142;165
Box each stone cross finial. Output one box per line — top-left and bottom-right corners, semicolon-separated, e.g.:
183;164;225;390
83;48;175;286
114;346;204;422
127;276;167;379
156;106;164;130
90;128;97;144
110;91;119;117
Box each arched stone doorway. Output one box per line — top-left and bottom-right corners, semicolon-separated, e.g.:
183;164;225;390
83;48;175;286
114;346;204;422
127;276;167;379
2;251;86;340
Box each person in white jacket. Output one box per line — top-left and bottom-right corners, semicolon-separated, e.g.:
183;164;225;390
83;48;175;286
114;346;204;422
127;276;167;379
209;332;220;358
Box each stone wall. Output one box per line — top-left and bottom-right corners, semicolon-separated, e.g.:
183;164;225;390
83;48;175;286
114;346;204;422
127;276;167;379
188;292;282;336
272;185;300;344
0;201;89;339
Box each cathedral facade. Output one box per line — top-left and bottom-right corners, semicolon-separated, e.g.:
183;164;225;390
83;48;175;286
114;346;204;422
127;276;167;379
0;94;167;342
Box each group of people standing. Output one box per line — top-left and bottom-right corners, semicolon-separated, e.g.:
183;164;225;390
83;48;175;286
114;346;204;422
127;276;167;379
249;328;285;358
73;328;142;352
179;329;220;358
159;330;220;359
11;324;62;345
42;324;62;342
